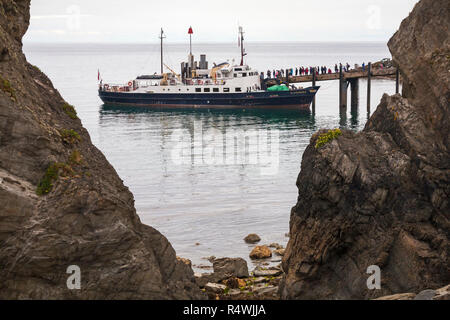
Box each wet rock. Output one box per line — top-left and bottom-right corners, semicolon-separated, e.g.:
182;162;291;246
223;277;247;289
213;258;249;278
252;284;278;295
274;249;285;256
375;284;450;300
205;283;227;294
253;267;283;277
244;234;261;244
375;293;416;300
203;256;216;263
414;290;436;300
269;243;284;250
249;277;270;284
177;257;192;267
434;285;450;300
249;246;272;260
281;0;450;300
195;273;225;288
0;0;204;300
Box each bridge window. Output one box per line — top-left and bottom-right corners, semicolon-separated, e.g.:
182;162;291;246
242;73;247;77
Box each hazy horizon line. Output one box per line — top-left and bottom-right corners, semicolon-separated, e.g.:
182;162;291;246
24;40;388;45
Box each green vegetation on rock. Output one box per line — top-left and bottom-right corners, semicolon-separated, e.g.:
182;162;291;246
69;149;82;164
62;102;78;119
36;162;75;195
0;76;16;100
315;129;342;149
36;163;62;195
60;129;81;144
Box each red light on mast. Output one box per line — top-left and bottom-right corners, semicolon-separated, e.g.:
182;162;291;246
188;27;193;34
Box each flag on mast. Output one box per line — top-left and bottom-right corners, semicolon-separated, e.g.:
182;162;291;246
188;26;193;34
97;69;100;81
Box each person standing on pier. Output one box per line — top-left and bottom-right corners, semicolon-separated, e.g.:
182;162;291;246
335;64;338;73
362;62;366;71
267;70;271;79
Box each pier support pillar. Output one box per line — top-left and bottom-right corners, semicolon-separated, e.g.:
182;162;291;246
312;67;316;114
367;62;372;116
349;78;359;113
396;68;400;94
339;65;347;114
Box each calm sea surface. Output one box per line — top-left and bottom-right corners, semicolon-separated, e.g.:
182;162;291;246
23;42;398;271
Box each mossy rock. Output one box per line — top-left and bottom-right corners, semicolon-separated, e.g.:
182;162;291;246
0;76;16;101
36;162;73;196
315;129;342;149
69;150;82;165
60;129;81;144
62;102;78;120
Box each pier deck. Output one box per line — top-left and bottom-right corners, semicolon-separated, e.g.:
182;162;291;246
282;67;397;84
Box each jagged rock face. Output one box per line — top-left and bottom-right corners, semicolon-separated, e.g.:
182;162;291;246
0;0;204;299
281;0;449;300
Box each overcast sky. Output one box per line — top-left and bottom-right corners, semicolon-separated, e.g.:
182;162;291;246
24;0;419;43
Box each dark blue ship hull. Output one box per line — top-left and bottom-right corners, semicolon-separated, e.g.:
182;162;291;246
98;86;319;110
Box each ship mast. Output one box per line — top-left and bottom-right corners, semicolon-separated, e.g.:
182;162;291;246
159;28;166;74
239;26;247;66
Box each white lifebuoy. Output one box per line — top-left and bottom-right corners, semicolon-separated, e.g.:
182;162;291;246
128;81;133;87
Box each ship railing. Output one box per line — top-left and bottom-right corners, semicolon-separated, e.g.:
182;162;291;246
99;83;134;92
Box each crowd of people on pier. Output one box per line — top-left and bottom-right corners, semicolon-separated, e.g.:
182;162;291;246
265;62;363;79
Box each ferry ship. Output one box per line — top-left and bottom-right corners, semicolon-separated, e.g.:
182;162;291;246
98;27;319;111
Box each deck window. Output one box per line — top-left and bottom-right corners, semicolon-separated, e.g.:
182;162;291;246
235;88;242;92
195;88;201;93
204;88;210;93
242;73;247;77
213;88;219;93
224;88;230;92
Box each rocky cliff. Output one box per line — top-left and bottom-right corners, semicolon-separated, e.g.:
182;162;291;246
0;0;204;299
281;0;449;300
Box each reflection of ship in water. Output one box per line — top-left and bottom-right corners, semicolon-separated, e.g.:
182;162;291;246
98;104;317;179
99;104;315;129
98;27;319;110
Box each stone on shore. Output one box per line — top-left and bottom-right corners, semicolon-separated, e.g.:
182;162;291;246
205;283;227;294
177;257;192;267
224;277;247;289
375;293;416;300
244;234;261;244
375;284;450;300
269;243;284;250
249;246;272;259
253;266;283;277
213;258;249;278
